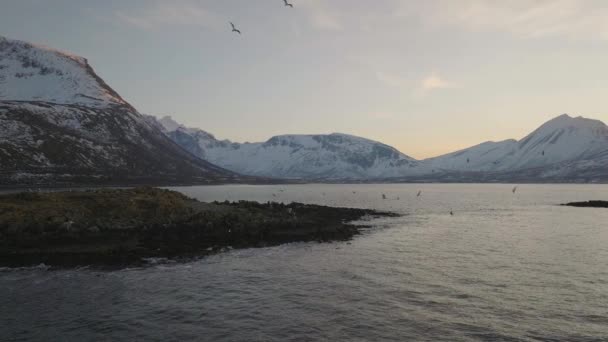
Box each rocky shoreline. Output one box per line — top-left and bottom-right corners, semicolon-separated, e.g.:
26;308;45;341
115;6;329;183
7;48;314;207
561;200;608;208
0;188;397;268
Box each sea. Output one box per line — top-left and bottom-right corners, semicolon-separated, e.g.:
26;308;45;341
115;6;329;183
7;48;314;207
1;184;607;341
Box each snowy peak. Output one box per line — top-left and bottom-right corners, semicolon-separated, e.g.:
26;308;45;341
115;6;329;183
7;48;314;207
149;116;418;179
513;114;608;169
521;114;608;143
150;113;608;181
424;114;608;174
157;116;184;132
0;36;128;107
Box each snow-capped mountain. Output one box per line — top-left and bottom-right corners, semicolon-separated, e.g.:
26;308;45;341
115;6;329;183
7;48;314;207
0;36;127;108
426;114;608;175
0;36;240;186
152;114;608;182
153;116;419;179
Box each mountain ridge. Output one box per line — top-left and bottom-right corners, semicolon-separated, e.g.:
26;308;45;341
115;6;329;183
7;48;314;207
0;36;243;186
152;114;608;182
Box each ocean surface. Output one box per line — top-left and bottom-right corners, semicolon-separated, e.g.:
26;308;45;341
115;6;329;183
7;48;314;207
1;184;607;341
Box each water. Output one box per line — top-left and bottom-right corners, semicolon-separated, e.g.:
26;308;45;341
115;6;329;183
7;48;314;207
1;184;607;341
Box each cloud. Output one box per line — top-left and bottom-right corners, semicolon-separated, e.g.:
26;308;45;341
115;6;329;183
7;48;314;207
421;73;451;91
411;72;455;98
116;1;222;31
398;0;608;40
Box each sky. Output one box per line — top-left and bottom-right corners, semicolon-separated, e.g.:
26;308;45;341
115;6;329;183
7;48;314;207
1;0;608;159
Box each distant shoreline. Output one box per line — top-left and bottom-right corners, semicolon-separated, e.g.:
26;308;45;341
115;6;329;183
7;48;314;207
1;179;606;192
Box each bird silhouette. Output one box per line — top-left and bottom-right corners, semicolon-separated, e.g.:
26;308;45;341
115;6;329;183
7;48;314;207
283;0;294;7
230;22;241;34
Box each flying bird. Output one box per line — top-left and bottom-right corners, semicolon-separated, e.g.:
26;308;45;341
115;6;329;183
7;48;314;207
283;0;294;7
230;22;241;34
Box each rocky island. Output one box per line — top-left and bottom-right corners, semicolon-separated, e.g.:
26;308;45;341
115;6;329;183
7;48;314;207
0;188;397;267
561;200;608;208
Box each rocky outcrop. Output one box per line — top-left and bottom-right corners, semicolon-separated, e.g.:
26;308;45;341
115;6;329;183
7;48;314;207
561;200;608;208
0;188;397;267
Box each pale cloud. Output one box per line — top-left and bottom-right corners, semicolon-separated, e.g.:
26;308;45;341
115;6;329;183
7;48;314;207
399;0;608;40
376;70;454;96
411;72;455;98
116;1;222;31
421;73;451;91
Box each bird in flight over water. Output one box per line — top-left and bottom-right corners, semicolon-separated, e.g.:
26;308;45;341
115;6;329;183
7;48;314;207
230;22;241;34
283;0;294;7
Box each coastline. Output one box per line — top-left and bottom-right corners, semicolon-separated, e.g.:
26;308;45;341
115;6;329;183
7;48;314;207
0;187;397;268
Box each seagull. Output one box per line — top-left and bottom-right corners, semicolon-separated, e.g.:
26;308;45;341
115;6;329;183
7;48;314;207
417;190;422;197
283;0;294;7
230;22;241;34
512;186;518;194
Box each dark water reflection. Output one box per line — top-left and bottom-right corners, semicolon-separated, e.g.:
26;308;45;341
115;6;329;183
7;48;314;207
2;184;607;341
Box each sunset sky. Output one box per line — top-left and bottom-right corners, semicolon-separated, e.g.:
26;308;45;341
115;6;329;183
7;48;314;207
2;0;607;158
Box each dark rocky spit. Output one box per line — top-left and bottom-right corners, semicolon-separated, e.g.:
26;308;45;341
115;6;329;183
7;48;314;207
0;187;397;268
561;200;608;208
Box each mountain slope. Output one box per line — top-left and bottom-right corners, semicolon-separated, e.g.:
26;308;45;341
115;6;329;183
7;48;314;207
0;36;240;186
154;116;419;179
427;114;608;175
153;114;608;182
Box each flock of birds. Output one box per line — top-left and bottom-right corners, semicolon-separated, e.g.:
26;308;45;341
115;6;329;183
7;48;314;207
266;185;520;217
230;0;294;35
